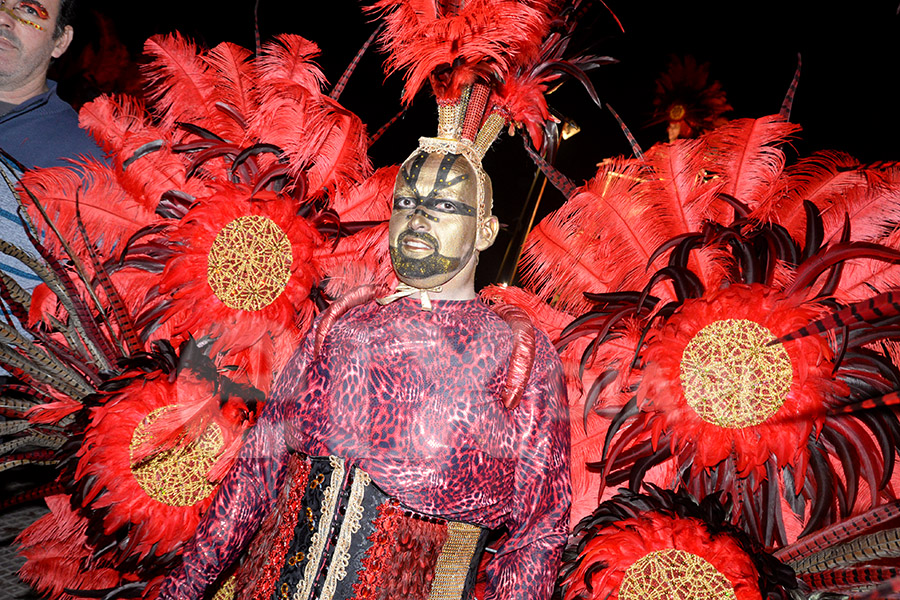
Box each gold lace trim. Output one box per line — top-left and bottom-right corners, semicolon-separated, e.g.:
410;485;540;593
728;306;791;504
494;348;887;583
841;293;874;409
428;521;483;600
680;318;792;428
211;573;236;600
293;456;345;600
319;468;371;600
619;548;736;600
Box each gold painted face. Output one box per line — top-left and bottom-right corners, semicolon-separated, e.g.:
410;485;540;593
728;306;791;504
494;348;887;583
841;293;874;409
389;151;482;290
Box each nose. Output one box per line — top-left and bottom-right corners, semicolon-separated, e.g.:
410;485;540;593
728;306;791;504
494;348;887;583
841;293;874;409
407;209;431;231
0;3;14;27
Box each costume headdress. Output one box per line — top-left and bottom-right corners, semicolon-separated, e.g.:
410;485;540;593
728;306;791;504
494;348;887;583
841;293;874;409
370;0;547;222
371;0;608;221
412;81;505;222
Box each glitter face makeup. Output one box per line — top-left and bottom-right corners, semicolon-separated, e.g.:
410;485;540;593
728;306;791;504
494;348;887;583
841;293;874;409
389;151;481;289
0;0;50;31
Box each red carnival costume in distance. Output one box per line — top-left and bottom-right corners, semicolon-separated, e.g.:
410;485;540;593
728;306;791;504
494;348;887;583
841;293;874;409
158;297;569;600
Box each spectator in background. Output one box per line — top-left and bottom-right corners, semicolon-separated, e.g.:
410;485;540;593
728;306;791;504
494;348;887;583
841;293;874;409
1;0;104;292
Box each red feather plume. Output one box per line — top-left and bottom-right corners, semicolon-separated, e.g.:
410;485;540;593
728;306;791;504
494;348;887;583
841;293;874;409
370;0;555;103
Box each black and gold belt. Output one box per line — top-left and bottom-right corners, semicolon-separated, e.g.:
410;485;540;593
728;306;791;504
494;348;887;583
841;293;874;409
234;454;489;600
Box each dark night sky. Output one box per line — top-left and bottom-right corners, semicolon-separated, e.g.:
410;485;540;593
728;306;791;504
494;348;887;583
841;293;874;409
76;0;900;287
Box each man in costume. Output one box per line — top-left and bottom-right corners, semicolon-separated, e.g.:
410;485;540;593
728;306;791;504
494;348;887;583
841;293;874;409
157;141;571;599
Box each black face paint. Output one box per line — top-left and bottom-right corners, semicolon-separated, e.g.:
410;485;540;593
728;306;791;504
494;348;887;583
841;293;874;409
400;151;429;191
393;153;476;221
392;196;476;220
432;153;472;197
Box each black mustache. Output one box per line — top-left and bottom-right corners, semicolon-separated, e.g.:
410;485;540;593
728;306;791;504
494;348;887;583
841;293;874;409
399;230;439;250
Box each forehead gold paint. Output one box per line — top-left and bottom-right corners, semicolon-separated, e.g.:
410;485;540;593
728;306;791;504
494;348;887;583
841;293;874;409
394;151;478;213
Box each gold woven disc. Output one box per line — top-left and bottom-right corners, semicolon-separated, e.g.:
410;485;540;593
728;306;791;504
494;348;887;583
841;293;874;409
207;215;292;311
680;318;792;428
619;548;736;600
129;406;223;507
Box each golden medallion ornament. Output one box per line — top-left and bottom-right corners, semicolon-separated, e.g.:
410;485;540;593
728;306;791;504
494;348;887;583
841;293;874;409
129;406;223;506
619;548;736;600
207;215;293;311
680;318;792;428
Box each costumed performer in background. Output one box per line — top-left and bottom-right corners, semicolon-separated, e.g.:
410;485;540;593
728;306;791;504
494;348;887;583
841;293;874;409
157;86;571;600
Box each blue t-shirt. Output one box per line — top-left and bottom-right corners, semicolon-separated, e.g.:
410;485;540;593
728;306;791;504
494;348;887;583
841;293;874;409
0;80;104;169
1;81;106;375
1;80;105;293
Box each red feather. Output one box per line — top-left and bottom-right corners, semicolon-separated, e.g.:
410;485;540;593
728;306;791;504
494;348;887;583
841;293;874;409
370;0;554;103
17;495;123;600
317;224;396;298
520;155;732;313
704;115;800;209
141;34;221;132
642;136;731;232
495;73;553;148
19;162;157;263
201;42;257;142
284;96;372;197
328;165;396;222
79;95;204;209
253;34;327;96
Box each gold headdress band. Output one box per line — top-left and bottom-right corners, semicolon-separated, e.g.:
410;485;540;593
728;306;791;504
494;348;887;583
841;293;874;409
406;82;508;224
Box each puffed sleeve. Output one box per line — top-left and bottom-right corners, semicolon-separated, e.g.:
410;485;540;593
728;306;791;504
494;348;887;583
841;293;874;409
156;338;314;600
484;335;571;600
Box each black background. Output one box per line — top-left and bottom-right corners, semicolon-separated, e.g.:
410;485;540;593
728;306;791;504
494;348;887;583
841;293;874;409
68;0;900;288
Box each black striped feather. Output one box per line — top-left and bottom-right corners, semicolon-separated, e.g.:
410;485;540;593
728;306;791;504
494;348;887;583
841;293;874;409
775;291;900;344
75;203;143;357
0;322;94;399
776;501;900;563
800;566;899;591
790;528;900;574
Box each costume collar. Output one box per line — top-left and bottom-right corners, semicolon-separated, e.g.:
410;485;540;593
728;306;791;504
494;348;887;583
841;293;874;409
376;283;443;311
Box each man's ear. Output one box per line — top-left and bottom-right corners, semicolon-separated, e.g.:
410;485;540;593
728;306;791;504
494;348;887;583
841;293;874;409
51;25;73;59
475;215;499;251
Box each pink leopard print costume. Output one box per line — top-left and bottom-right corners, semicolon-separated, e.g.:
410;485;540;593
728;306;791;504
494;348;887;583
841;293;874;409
158;297;570;599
